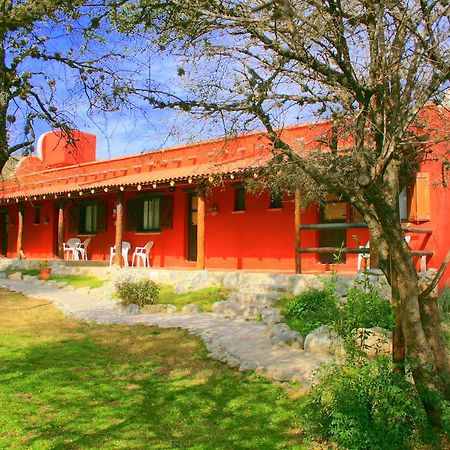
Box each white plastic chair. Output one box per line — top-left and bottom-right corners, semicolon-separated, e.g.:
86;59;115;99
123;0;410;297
132;241;154;267
77;238;91;261
357;241;370;271
109;241;131;266
358;236;412;271
63;238;81;260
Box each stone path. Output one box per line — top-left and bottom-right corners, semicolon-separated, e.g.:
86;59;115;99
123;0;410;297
1;278;330;386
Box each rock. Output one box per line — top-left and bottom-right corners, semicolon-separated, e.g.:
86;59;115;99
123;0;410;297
76;287;91;295
23;274;37;281
271;330;304;349
181;304;200;314
62;284;76;291
353;327;392;357
165;304;178;314
8;272;22;280
304;325;344;355
124;304;140;315
212;301;243;318
262;313;284;327
268;322;290;338
239;361;257;371
0;272;7;279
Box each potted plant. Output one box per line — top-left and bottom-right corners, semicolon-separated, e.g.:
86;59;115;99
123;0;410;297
38;261;52;280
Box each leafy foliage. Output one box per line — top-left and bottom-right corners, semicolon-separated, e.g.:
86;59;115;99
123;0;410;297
302;356;429;450
115;277;160;307
334;279;394;341
284;287;339;336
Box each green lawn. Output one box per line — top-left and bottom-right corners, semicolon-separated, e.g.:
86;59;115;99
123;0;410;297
0;289;308;449
50;274;104;289
158;285;228;311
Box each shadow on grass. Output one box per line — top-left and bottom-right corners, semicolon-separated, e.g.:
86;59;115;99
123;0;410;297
0;330;304;449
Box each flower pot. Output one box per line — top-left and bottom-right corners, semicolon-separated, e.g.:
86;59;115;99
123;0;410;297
39;267;52;280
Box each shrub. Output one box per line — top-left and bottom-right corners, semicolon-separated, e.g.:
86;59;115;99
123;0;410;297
334;280;394;340
438;287;450;313
301;356;428;450
284;288;339;336
115;277;160;307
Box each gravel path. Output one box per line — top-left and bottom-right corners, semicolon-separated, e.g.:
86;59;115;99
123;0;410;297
2;278;330;386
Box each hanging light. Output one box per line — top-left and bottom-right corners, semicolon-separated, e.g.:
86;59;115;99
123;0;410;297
68;193;71;198
137;184;142;191
169;180;175;187
79;191;83;196
230;174;235;180
91;189;95;194
104;187;108;192
152;182;157;189
43;195;46;200
208;176;213;182
120;186;125;191
188;177;192;184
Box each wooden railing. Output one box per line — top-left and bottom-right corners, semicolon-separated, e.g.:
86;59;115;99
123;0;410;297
295;222;433;273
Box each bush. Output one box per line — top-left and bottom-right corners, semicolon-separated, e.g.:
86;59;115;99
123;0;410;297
334;280;394;340
284;287;339;336
115;278;160;307
301;356;428;450
439;287;450;313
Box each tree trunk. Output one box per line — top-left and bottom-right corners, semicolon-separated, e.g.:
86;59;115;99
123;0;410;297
384;234;447;427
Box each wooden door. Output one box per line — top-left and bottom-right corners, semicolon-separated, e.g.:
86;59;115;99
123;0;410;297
319;198;347;264
0;213;8;256
187;193;198;261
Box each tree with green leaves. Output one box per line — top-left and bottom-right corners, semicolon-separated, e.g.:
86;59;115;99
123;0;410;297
119;0;450;426
0;0;136;172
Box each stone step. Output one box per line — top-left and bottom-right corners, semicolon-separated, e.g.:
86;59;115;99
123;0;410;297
227;291;279;304
212;300;271;319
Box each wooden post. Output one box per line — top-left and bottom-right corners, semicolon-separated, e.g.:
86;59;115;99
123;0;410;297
294;190;302;273
16;204;24;259
57;202;65;259
114;191;123;267
197;188;205;270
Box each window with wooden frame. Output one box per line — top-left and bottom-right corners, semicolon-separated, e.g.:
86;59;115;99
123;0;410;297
269;191;283;209
233;185;246;211
126;195;173;232
69;201;107;234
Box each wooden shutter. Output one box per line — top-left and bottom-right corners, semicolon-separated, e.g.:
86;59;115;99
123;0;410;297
96;202;107;232
408;173;430;221
125;199;139;231
160;196;174;230
69;204;79;233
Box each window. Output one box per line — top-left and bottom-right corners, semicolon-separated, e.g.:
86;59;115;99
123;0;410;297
126;195;173;232
234;186;245;211
69;201;106;234
142;197;160;231
34;205;41;224
269;191;283;209
80;203;98;233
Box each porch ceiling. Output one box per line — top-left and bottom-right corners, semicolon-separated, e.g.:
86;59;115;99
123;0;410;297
0;154;270;201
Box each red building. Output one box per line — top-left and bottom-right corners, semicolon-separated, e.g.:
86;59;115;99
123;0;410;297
0;113;448;286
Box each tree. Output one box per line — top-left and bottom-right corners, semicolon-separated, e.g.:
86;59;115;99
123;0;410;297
120;0;450;426
0;0;137;172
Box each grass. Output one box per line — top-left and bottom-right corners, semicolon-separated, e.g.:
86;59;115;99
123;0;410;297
274;294;310;336
7;269;104;289
157;284;228;312
50;274;104;289
0;289;309;449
